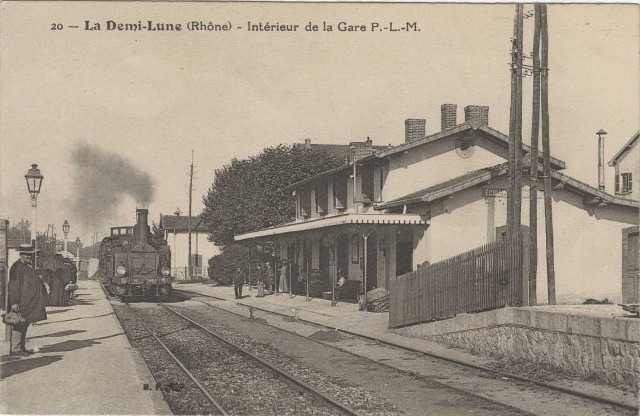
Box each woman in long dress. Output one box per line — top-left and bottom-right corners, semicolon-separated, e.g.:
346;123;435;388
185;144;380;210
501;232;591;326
48;268;67;306
256;266;265;298
279;260;288;293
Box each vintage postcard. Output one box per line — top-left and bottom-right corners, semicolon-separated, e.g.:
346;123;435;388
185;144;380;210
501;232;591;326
0;2;638;415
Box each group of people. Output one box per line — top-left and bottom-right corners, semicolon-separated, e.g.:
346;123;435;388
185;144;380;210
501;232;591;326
233;260;292;299
232;261;351;302
5;243;79;356
44;256;78;307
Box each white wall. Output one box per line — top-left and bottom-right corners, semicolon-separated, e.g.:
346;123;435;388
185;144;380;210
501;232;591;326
426;189;490;263
425;174;638;303
384;137;504;202
169;232;220;278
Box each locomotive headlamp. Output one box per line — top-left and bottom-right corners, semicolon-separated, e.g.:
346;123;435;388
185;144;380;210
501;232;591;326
116;265;127;276
120;278;128;284
161;267;170;276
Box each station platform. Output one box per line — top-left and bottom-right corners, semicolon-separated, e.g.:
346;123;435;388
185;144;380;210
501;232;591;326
176;282;638;409
0;280;171;415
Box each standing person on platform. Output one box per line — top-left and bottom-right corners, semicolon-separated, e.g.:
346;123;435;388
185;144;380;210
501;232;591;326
233;267;244;299
255;265;265;298
8;244;47;356
68;258;78;298
48;267;67;306
264;262;274;294
61;259;73;306
279;260;288;293
62;258;78;301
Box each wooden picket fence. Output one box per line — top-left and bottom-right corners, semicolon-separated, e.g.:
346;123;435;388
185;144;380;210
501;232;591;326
389;232;525;328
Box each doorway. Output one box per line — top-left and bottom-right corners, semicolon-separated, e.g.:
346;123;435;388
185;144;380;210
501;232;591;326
366;233;377;291
337;234;349;278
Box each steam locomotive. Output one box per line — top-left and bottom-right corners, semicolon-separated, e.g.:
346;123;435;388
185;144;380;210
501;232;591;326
98;208;172;300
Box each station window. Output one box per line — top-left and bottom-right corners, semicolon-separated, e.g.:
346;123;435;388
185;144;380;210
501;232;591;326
333;176;348;210
316;181;328;214
622;173;633;193
300;188;311;217
361;166;374;204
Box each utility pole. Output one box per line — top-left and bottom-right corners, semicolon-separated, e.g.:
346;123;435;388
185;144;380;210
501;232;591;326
529;4;542;306
540;3;556;305
188;150;194;278
508;5;524;234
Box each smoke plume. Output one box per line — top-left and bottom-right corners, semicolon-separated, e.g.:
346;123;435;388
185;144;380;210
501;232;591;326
66;142;155;230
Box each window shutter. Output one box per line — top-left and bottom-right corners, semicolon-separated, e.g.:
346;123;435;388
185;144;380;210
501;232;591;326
361;167;374;203
316;182;328;213
615;174;620;192
300;188;311;217
334;176;347;209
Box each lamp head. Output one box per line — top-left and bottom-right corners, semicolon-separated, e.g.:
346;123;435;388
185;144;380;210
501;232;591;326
24;164;44;195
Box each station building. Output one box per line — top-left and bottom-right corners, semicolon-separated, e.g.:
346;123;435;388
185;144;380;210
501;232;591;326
235;105;639;303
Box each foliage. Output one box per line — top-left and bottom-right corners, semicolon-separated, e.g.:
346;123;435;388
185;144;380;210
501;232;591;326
151;221;164;241
201;144;344;248
8;219;31;243
207;244;249;285
208;244;280;285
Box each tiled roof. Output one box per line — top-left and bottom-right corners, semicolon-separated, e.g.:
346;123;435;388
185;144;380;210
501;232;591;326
376;163;509;209
298;143;388;161
375;161;639;210
159;215;208;233
374;123;566;170
285;122;567;192
608;130;640;166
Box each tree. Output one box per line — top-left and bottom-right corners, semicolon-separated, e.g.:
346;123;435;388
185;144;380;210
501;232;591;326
202;144;343;247
7;219;31;243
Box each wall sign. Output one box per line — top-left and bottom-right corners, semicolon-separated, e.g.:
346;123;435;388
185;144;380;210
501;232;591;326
482;188;508;198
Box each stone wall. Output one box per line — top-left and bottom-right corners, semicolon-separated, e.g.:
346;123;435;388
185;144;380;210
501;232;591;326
428;322;639;389
394;307;640;389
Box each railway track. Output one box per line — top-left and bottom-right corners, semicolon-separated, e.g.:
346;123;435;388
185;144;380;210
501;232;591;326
173;288;639;415
124;302;363;416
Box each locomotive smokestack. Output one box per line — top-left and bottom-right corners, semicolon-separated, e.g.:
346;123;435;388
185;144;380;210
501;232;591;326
135;208;150;245
597;129;607;191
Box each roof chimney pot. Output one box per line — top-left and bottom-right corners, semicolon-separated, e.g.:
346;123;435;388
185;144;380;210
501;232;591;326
405;119;426;143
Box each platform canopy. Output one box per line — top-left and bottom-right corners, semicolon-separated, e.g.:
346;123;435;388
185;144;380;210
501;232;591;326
234;213;429;241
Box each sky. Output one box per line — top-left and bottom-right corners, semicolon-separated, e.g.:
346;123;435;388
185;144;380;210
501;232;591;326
1;2;638;244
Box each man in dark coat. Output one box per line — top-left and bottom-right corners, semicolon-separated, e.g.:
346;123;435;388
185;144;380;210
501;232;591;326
233;267;245;299
8;244;47;356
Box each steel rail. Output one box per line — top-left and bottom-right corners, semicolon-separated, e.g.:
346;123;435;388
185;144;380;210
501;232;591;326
160;303;362;416
174;293;536;416
127;304;229;416
174;289;639;413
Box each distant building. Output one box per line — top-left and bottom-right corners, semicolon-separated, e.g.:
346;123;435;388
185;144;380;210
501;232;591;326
159;215;219;279
608;130;639;200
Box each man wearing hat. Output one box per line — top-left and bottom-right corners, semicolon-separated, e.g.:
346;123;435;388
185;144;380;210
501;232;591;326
8;243;47;356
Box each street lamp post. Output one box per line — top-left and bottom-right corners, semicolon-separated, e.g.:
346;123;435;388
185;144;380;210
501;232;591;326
25;164;44;268
75;237;81;272
62;220;70;252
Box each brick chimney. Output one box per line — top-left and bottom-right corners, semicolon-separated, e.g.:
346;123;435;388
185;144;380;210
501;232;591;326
304;138;312;148
441;104;457;131
464;105;489;126
405;119;426;143
350;138;373;162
